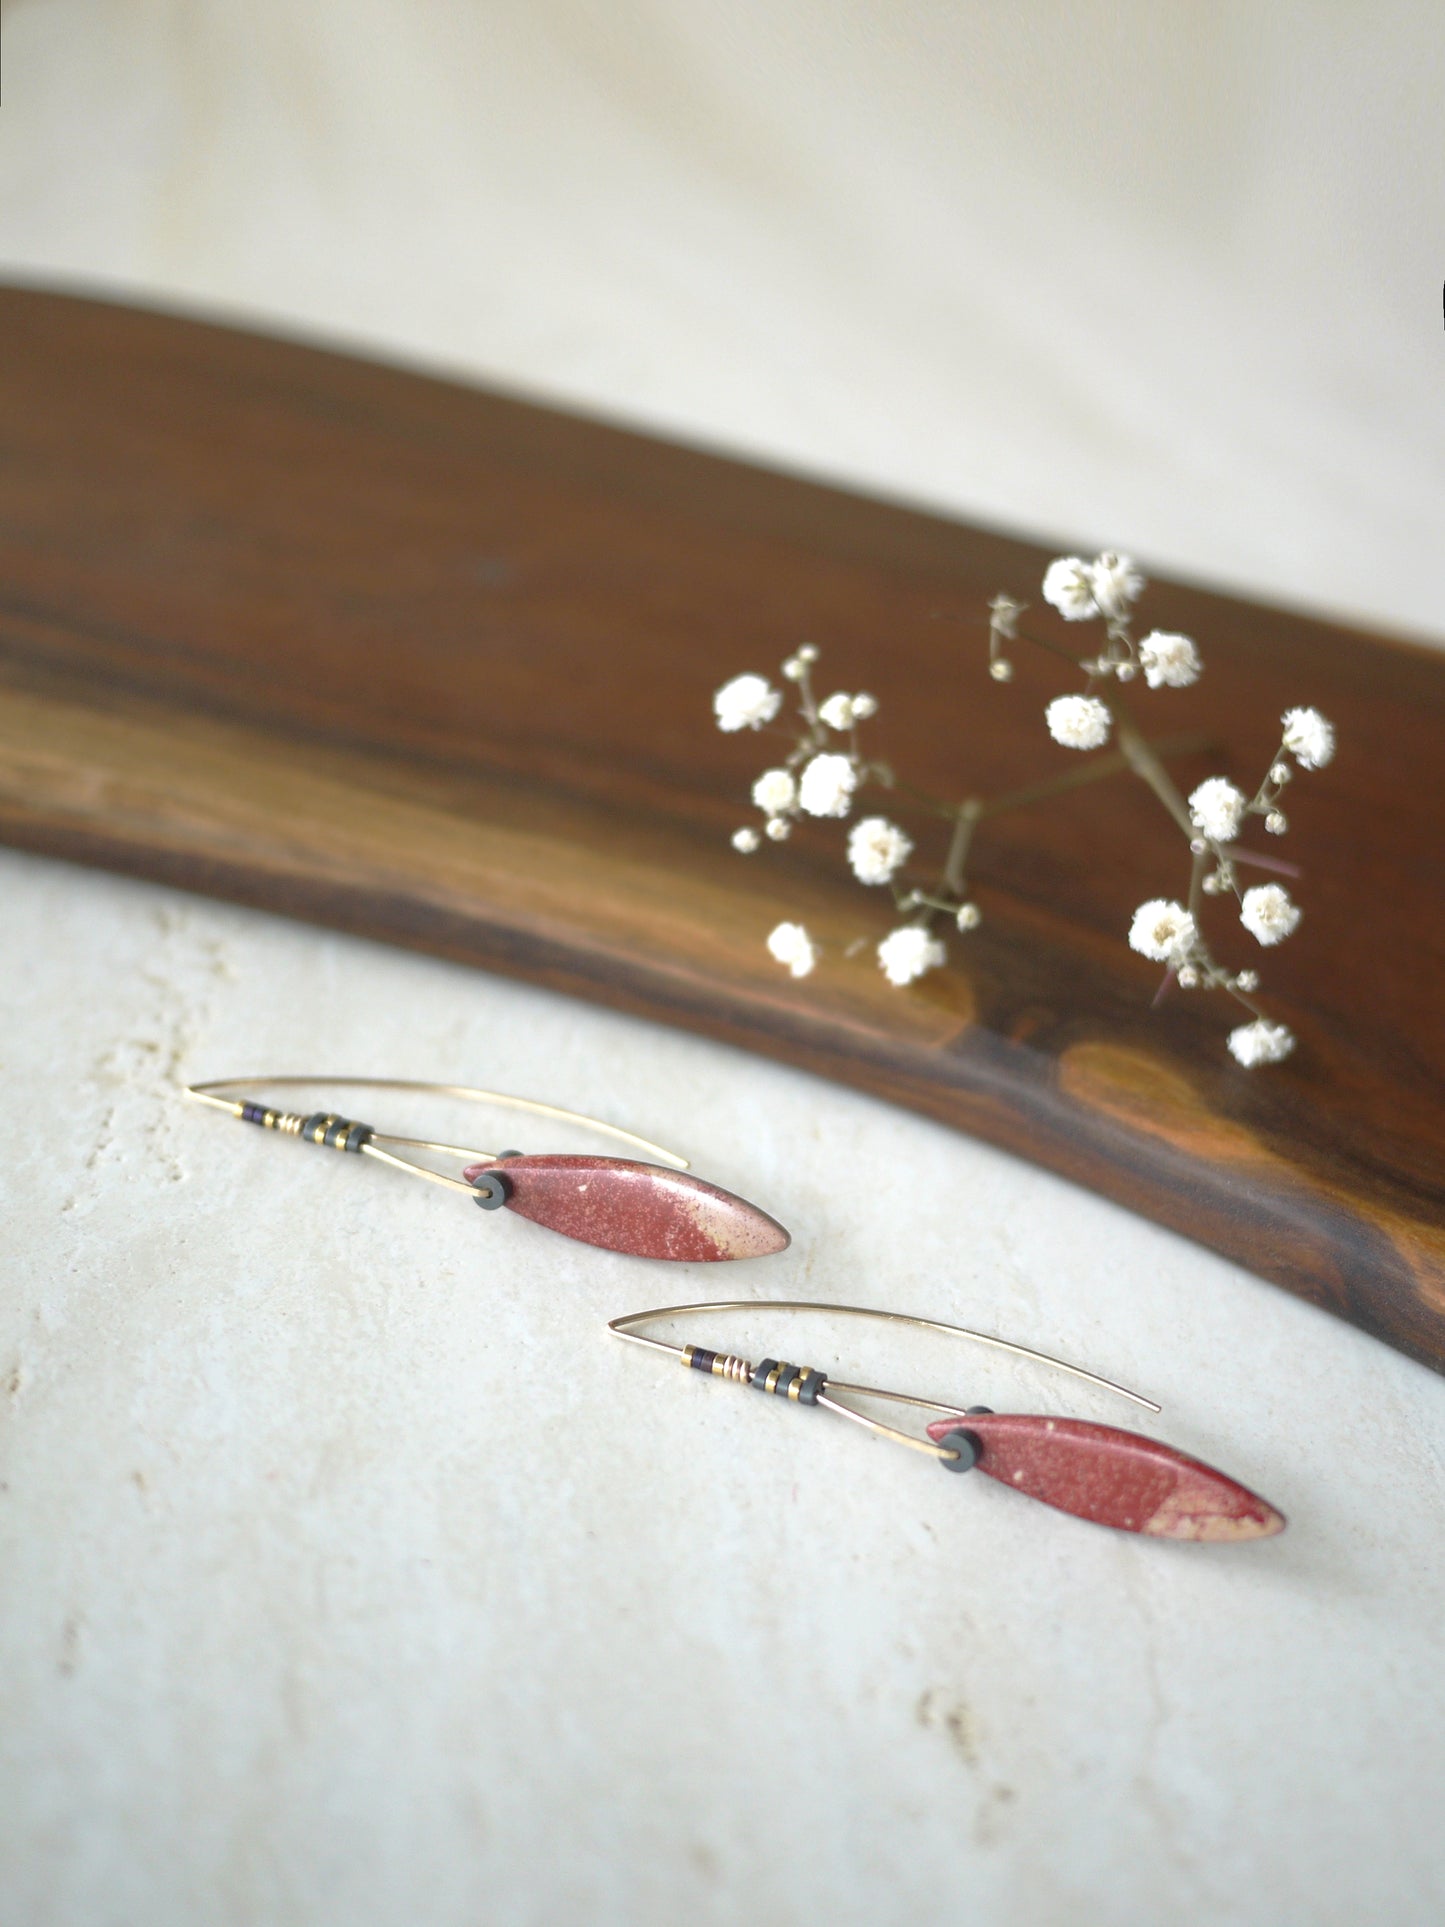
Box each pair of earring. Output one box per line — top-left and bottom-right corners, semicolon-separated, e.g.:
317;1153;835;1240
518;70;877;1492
186;1075;1285;1542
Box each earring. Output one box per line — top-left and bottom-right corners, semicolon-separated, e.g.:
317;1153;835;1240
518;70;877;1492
610;1299;1285;1541
184;1077;789;1262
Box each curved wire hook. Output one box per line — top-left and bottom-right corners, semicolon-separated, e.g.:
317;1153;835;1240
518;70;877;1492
610;1297;1160;1440
185;1074;690;1196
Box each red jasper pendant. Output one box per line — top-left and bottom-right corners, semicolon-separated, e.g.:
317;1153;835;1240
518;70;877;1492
925;1412;1285;1540
462;1155;790;1261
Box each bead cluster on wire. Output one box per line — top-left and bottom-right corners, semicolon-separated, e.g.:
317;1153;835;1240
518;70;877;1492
682;1344;826;1403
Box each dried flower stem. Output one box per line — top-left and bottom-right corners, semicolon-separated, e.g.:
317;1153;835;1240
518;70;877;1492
1112;702;1195;837
974;734;1213;822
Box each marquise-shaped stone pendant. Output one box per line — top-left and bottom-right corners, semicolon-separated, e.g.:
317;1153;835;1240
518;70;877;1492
926;1412;1284;1540
463;1154;791;1262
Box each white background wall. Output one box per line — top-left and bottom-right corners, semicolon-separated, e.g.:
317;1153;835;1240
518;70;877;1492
2;0;1442;641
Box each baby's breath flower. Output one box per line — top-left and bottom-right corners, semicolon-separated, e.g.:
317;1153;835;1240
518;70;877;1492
847;816;913;886
877;925;946;987
1138;630;1201;689
1128;898;1197;965
714;673;781;732
1188;776;1247;843
1227;1019;1295;1068
1265;810;1288;835
1240;883;1300;947
1089;552;1144;619
767;921;818;978
798;752;857;818
751;768;797;814
1282;706;1335;770
719;572;1333;1069
1042;556;1099;621
1046;694;1112;751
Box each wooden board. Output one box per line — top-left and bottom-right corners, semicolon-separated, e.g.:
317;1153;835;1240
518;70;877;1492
1;286;1442;1370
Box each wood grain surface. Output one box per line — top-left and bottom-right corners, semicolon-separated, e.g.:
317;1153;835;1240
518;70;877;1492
1;287;1441;1369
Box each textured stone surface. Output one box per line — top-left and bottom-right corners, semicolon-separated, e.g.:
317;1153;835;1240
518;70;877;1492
926;1414;1285;1540
463;1155;790;1261
7;851;1445;1927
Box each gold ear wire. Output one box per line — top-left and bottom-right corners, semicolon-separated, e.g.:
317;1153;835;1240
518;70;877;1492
184;1074;691;1195
609;1297;1160;1420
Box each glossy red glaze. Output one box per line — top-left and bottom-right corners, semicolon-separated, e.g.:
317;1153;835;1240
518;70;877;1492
924;1412;1285;1541
461;1155;790;1261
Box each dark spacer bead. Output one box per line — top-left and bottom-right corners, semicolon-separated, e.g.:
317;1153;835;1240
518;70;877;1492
797;1370;825;1405
689;1348;717;1375
751;1358;779;1392
470;1169;512;1210
936;1428;982;1473
240;1103;266;1126
301;1113;330;1144
343;1122;373;1154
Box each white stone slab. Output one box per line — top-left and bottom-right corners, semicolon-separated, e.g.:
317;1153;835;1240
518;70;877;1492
2;848;1443;1926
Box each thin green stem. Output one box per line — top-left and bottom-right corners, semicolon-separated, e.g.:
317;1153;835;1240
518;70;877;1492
1111;695;1195;837
1013;625;1087;671
973;733;1210;821
940;800;981;896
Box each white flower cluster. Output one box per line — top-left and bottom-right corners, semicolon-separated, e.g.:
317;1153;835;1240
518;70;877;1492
819;689;877;730
878;925;946;987
1282;706;1335;771
1031;553;1204;753
1128;899;1197;966
716;653;880;852
848;816;913;885
1046;694;1112;751
752;768;795;815
720;647;948;993
715;567;1338;1068
1227;1019;1295;1067
1139;631;1201;689
1240;883;1300;947
713;673;780;733
767;921;817;978
1042;552;1144;623
1185;706;1336;881
798;752;856;818
1188;777;1246;844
